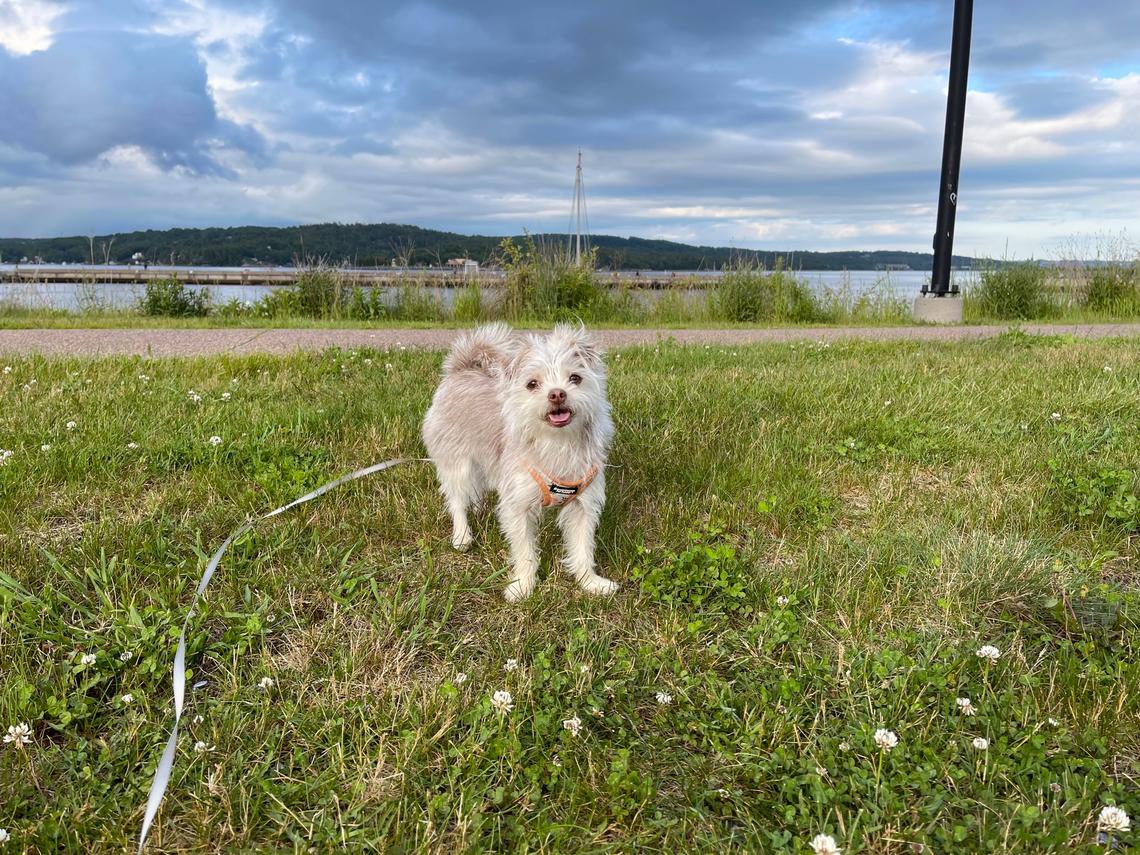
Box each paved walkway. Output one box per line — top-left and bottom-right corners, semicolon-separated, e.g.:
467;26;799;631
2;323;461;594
1;323;1138;356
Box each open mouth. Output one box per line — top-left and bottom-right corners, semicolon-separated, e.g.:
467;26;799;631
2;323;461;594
545;407;574;427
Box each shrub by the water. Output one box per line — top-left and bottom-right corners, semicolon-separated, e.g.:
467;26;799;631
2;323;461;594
711;261;824;323
498;234;610;321
139;278;210;317
391;285;444;321
291;267;352;317
452;282;486;322
969;264;1055;320
1084;266;1140;315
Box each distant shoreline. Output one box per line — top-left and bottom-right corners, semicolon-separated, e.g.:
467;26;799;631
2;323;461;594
0;221;988;271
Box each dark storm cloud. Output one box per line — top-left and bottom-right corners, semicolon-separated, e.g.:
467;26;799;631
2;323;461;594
0;0;1138;252
0;4;264;174
231;0;849;148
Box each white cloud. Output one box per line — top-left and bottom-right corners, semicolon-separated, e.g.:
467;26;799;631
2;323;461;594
0;0;65;54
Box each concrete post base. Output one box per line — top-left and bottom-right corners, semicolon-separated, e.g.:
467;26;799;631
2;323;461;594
912;293;964;324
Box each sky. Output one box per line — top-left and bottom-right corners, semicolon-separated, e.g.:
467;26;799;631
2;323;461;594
1;0;1139;257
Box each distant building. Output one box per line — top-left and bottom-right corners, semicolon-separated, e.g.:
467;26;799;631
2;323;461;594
131;252;146;265
447;258;480;274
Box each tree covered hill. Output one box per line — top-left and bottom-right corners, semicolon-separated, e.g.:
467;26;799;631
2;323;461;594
0;222;984;271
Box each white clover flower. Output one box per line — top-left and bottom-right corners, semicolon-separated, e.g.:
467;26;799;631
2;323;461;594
579;664;590;674
80;652;96;665
815;765;828;777
454;672;468;685
65;420;77;430
126;442;139;449
221;392;231;401
1098;806;1130;832
41;444;51;452
838;741;851;751
120;651;134;662
972;737;989;751
4;723;32;747
809;833;842;855
137;374;150;381
1048;717;1059;727
258;676;274;691
385;363;394;370
562;715;582;736
231;377;239;385
193;741;211;754
2;365;10;374
121;693;134;705
976;645;1001;662
874;728;899;751
188;390;202;403
1050;782;1062;794
956;697;977;716
504;658;518;672
776;595;790;607
0;449;12;466
655;691;672;705
1049;412;1061;422
551;753;562;767
491;690;514;715
0;827;8;843
1103;365;1113;373
208;435;222;446
192;714;204;725
590;706;604;718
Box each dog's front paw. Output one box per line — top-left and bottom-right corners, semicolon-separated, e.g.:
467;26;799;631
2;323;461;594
452;529;473;552
577;574;619;597
503;576;536;602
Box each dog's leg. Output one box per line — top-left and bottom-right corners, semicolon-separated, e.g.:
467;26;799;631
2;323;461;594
557;495;619;596
437;461;478;551
498;497;540;602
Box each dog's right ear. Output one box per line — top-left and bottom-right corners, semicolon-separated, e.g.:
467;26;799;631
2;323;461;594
501;340;534;383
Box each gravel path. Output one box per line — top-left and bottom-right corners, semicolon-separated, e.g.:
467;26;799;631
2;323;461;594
1;323;1138;357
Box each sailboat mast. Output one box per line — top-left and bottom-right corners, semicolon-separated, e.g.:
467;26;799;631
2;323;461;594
567;149;590;266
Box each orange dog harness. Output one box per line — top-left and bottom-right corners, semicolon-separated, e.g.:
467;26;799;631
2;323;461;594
528;464;599;507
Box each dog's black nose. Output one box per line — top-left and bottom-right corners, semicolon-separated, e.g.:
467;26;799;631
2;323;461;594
548;388;566;405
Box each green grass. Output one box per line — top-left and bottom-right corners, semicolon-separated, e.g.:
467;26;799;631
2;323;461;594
1;334;1138;852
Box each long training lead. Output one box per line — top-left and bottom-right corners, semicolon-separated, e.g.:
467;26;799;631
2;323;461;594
137;457;428;853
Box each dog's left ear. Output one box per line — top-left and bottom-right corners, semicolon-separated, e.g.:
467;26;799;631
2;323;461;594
554;322;604;369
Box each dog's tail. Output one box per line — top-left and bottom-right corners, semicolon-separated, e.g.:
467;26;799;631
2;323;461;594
443;322;517;375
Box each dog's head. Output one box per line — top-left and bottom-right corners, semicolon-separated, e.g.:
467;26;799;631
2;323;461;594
500;323;608;440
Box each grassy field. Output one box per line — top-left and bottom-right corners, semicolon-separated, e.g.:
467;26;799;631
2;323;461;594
1;332;1138;852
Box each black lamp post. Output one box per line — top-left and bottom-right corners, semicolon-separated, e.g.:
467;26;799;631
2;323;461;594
925;0;974;297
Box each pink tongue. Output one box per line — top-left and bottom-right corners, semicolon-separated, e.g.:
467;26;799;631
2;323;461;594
549;411;571;426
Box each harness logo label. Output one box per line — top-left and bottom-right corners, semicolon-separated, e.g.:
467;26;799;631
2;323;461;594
549;483;578;496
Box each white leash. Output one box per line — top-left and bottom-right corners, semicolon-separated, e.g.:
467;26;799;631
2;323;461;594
137;456;428;852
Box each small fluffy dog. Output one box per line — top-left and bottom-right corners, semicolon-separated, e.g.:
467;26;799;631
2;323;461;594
422;323;618;601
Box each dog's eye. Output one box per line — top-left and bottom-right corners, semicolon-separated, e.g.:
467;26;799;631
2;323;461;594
568;373;582;385
526;379;539;391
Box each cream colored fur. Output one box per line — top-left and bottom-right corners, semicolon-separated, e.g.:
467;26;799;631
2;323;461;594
422;323;617;601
